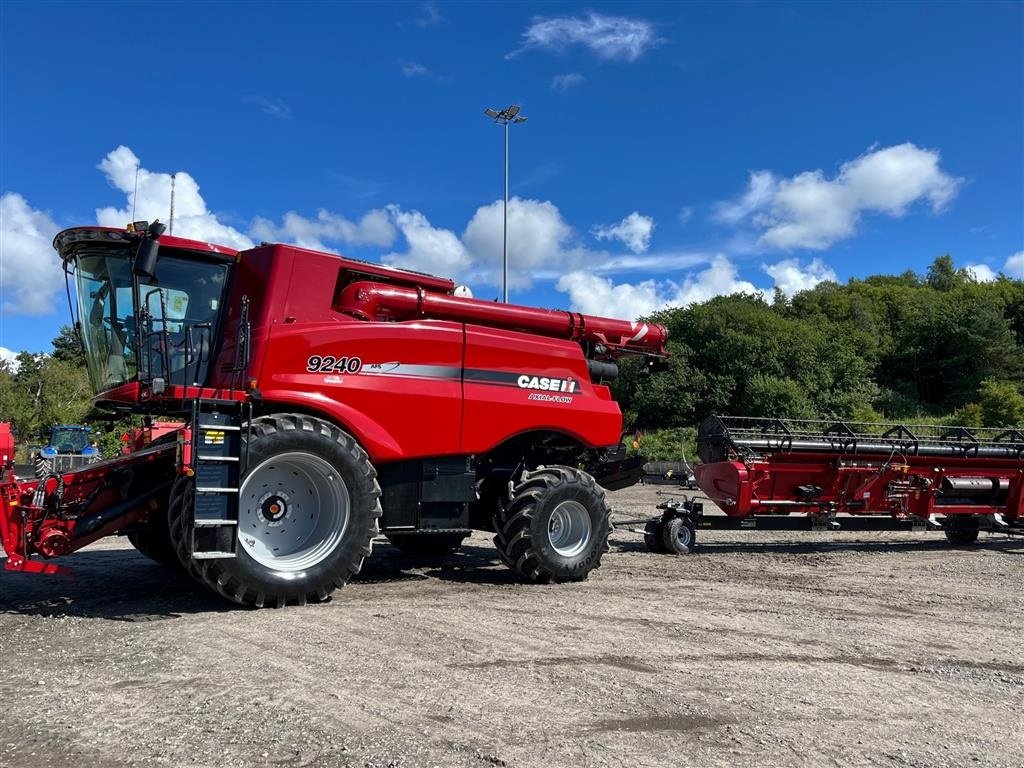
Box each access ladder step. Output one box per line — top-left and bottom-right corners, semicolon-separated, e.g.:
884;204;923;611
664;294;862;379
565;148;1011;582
190;401;246;561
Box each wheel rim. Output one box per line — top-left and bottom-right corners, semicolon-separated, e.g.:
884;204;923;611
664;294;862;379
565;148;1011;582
547;500;592;557
237;452;350;572
675;523;693;548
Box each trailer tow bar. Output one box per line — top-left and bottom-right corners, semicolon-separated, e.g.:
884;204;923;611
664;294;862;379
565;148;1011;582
612;492;702;555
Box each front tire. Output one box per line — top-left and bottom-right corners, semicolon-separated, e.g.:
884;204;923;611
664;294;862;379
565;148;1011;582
493;466;611;583
128;514;181;569
169;414;381;607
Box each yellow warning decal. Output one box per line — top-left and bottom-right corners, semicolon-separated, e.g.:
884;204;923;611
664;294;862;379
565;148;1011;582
204;430;225;445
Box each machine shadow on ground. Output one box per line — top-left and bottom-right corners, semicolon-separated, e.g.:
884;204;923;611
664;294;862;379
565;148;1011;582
4;534;1020;620
0;540;516;619
0;549;233;621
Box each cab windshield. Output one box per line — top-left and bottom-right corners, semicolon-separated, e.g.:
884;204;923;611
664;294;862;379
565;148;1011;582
73;249;229;391
50;427;89;454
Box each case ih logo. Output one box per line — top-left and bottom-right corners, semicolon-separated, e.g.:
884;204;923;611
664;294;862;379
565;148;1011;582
517;375;578;394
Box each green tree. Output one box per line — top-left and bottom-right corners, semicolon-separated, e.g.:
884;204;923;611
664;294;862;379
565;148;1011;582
744;375;816;419
51;325;87;366
926;254;970;292
978;378;1024;427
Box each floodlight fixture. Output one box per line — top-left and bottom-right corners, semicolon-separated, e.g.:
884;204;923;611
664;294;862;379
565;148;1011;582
482;103;529;303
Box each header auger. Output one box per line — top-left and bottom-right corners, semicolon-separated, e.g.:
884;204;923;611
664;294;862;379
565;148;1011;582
1;224;668;607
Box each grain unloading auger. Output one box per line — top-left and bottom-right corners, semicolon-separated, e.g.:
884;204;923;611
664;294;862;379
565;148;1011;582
0;223;667;605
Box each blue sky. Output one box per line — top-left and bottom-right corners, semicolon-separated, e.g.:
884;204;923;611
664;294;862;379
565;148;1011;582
1;1;1022;358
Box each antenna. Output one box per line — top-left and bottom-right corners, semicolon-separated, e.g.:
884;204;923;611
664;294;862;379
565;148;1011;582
169;173;176;235
131;161;140;222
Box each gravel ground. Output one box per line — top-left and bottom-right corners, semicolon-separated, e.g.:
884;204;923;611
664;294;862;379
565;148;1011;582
1;483;1022;768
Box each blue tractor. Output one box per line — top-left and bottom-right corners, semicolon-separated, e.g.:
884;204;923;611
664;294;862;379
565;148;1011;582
34;425;101;476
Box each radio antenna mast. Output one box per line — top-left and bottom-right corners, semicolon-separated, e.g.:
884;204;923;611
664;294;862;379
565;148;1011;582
131;162;140;222
169;173;176;235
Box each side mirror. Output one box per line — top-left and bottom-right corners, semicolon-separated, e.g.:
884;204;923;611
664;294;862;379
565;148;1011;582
133;221;167;278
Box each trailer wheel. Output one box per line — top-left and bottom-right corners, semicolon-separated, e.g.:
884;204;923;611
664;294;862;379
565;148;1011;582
169;414;381;608
661;516;695;555
385;531;469;556
493;466;611;583
643;520;668;553
944;519;980;546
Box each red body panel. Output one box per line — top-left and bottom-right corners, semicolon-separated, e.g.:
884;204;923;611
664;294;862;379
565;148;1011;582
257;319;465;460
200;242;664;460
461;326;620;454
0;423;13;469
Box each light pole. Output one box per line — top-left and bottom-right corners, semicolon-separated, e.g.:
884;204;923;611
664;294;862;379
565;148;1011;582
484;104;527;303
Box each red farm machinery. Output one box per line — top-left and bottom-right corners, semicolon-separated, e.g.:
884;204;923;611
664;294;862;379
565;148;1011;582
0;222;668;606
634;416;1024;554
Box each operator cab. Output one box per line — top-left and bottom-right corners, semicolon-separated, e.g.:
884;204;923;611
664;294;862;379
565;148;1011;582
56;225;237;406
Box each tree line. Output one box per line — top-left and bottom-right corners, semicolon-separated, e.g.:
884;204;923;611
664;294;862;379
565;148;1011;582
615;256;1024;458
1;255;1021;461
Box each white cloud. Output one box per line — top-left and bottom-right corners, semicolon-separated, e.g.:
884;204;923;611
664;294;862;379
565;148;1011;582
762;257;837;296
401;61;430;77
462;197;575;288
551;73;586;92
592;212;655;254
714;171;776;225
242;96;292;120
678;206;694;226
95;146;254;251
964;252;1023;282
965;263;997;282
412;2;443;28
0;192;63;315
381;206;470;277
250;209;395;252
556;255;759;320
716;143;962;250
0;346;21;370
511;13;660;62
1005;251;1023;279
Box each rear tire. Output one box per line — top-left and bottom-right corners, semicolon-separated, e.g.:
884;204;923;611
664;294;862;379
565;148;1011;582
385;531;469;556
493;466;611;583
169;414;381;607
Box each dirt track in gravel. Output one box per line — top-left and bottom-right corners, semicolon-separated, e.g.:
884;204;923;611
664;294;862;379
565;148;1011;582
1;483;1022;768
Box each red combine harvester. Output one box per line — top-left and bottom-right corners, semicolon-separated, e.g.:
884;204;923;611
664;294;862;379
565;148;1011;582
0;223;667;606
651;416;1023;550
